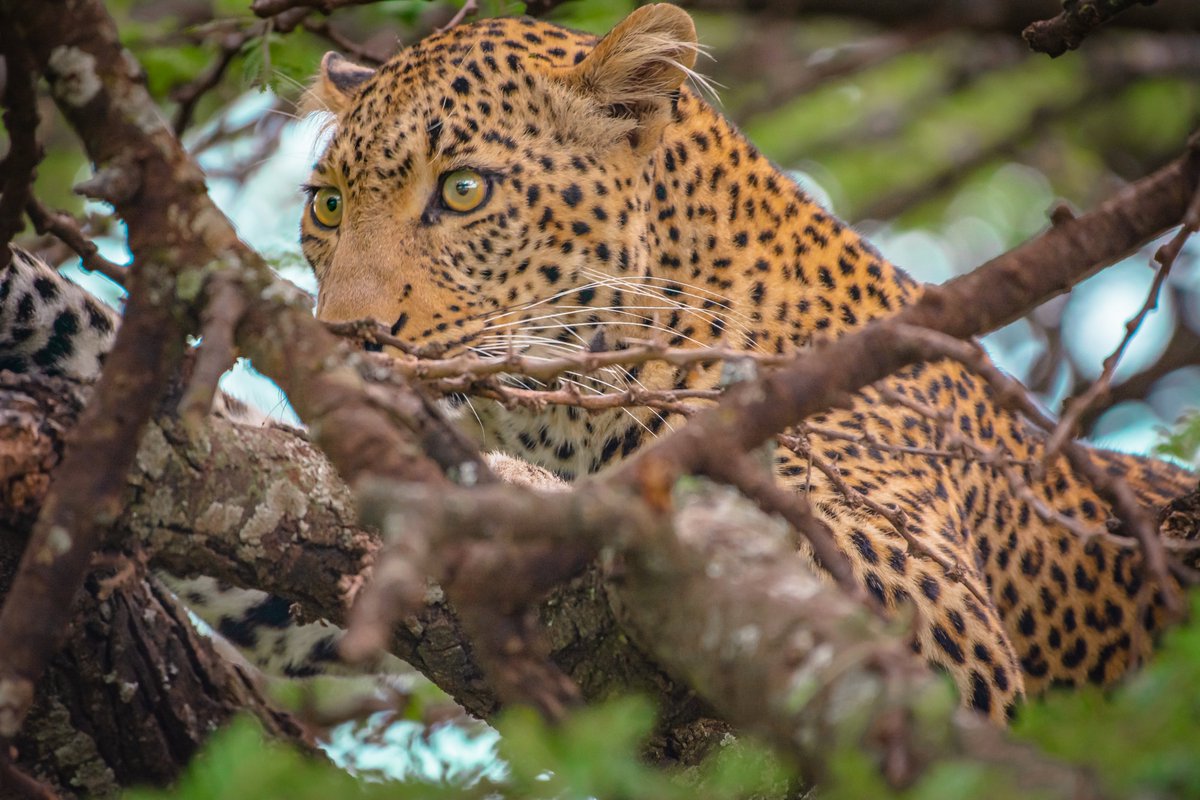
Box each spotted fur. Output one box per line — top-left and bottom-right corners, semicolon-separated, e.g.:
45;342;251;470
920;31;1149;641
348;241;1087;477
0;247;115;379
302;5;1197;721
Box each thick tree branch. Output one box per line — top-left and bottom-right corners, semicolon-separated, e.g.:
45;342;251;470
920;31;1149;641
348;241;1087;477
0;372;313;796
2;1;1197;793
0;0;521;752
612;482;1101;794
0;0;240;743
0;370;727;764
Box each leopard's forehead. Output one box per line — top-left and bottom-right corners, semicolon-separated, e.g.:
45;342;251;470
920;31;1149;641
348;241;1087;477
318;17;598;183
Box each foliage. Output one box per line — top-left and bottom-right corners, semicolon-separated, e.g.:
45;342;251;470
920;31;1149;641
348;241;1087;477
1013;593;1200;798
125;697;790;800
1158;411;1200;466
124;594;1200;800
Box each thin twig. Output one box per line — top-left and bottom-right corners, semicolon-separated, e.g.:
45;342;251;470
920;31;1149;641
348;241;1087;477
172;29;256;134
436;0;479;33
301;17;385;65
699;449;865;603
25;199;127;285
802;420;1034;467
332;317;791;379
459;379;716;417
251;0;373;16
1046;221;1196;459
781;432;991;609
178;273;246;425
887;325;1188;611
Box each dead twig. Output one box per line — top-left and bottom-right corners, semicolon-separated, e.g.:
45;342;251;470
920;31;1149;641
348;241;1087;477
1024;0;1159;57
24;198;127;285
172;29;256;134
458;379;717;417
436;0;479;33
802;420;1034;467
325;318;449;357
301;17;386;65
178;272;246;425
1046;167;1200;458
885;325;1189;613
251;0;373;17
334;317;790;379
781;432;991;609
698;448;863;601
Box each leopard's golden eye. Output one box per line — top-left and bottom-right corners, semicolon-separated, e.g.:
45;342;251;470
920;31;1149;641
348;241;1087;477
311;187;343;228
440;169;488;213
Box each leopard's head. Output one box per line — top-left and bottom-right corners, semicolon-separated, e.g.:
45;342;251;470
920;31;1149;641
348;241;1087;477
303;5;699;360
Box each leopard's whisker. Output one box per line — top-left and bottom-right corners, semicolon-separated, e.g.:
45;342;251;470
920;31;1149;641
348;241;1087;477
577;267;748;319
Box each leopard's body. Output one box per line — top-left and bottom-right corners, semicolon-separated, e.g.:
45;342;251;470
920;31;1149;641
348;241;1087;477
302;5;1195;721
1;4;1194;722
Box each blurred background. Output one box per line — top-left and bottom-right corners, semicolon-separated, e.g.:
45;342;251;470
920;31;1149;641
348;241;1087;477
12;0;1200;781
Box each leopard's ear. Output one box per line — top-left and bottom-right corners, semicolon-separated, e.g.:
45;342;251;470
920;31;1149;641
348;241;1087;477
302;52;375;115
565;4;698;124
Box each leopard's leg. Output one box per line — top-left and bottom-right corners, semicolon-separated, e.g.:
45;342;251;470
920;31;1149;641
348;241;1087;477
866;358;1197;696
160;576;406;676
979;436;1195;695
779;438;1026;723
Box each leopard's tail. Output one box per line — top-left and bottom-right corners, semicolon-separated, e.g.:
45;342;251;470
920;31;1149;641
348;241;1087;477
0;246;117;382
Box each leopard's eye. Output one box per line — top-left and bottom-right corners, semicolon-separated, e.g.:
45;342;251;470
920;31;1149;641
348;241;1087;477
311;187;343;228
440;169;488;213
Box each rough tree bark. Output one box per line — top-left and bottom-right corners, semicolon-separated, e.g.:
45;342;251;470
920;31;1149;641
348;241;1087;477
0;370;728;784
0;373;313;798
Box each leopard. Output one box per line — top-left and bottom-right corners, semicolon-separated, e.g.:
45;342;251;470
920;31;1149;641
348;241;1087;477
0;3;1194;723
298;3;1197;722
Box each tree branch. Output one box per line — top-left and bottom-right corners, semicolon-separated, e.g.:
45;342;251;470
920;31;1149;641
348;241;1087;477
1023;0;1160;57
679;0;1197;34
24;199;127;286
0;369;729;763
0;25;40;268
0;0;236;743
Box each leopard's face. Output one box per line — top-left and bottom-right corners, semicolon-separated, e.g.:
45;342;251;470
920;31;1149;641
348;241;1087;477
303;7;699;362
